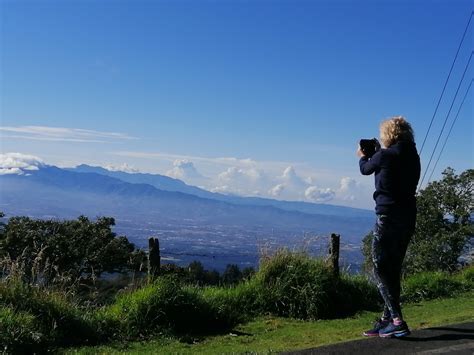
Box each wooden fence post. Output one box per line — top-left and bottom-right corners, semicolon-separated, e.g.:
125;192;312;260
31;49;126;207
148;237;161;277
328;233;340;277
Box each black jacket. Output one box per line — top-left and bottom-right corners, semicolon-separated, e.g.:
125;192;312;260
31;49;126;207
359;141;421;217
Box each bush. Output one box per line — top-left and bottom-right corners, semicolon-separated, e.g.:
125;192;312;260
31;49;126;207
457;264;474;287
0;279;99;350
104;276;221;338
333;274;379;317
0;306;38;353
200;277;263;326
254;249;338;320
401;271;466;303
202;251;380;323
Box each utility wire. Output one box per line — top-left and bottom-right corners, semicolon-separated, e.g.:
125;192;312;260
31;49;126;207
418;51;473;191
427;78;473;184
419;11;473;155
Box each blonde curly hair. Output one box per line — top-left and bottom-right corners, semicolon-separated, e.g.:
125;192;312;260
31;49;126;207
380;116;415;147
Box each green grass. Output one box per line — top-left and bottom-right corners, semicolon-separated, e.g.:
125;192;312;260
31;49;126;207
68;291;474;354
3;255;472;353
0;279;99;352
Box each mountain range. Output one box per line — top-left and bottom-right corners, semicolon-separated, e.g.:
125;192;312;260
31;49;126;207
70;164;373;219
0;164;374;269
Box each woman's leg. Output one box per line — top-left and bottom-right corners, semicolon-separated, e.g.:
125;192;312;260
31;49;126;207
372;215;404;320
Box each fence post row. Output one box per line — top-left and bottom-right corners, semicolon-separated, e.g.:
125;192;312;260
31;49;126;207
147;234;340;278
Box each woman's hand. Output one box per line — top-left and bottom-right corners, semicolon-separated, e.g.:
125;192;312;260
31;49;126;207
357;145;365;158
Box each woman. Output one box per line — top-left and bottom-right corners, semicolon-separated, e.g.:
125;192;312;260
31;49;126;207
358;116;421;338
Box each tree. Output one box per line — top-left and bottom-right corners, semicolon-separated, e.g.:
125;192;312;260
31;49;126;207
186;260;206;285
361;168;473;275
222;264;242;285
241;266;256;280
0;215;145;285
405;168;473;273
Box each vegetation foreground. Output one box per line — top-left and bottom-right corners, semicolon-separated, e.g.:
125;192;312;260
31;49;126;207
1;252;473;353
70;292;474;354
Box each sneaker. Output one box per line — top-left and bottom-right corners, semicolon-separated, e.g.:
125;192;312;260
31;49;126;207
379;320;411;338
363;318;391;337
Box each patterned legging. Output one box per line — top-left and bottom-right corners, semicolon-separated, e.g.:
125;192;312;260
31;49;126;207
372;214;414;320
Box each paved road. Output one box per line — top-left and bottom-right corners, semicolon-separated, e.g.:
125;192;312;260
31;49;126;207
284;322;474;354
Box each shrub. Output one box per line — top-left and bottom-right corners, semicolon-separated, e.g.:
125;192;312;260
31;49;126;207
401;271;466;302
254;249;338;320
333;274;379;317
457;264;474;287
0;279;99;350
200;277;263;326
0;306;38;353
202;252;380;323
105;276;220;338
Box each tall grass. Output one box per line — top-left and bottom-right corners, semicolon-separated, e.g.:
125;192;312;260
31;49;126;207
199;249;379;322
401;264;474;303
1;249;471;352
0;277;99;352
103;276;219;338
199;277;264;326
0;306;38;353
256;249;338;319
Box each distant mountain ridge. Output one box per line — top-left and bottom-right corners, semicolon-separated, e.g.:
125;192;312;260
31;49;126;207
70;164;208;197
69;164;372;219
0;164;373;243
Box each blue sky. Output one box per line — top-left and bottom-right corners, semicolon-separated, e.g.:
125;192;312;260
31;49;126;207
1;0;472;209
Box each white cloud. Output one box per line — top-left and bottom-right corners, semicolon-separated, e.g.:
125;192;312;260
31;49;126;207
0;153;45;175
104;163;140;173
0;125;136;143
166;160;206;182
218;167;262;183
281;166;301;184
280;166;313;190
269;183;285;197
210;185;232;194
304;186;336;202
265;166;312;200
337;177;361;201
339;177;357;192
214;166;267;196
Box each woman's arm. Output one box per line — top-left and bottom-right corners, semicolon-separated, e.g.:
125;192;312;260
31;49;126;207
359;151;382;175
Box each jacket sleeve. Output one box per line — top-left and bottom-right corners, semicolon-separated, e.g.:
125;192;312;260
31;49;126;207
359;151;382;175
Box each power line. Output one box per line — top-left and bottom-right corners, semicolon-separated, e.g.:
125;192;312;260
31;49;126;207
427;78;473;184
418;51;473;191
419;11;473;155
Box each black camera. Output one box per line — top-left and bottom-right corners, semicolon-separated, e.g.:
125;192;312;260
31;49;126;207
359;138;380;158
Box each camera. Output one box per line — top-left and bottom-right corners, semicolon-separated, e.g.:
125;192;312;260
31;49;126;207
359;138;380;158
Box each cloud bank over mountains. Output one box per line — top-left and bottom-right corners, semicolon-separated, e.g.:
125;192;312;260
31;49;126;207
166;159;368;207
0;152;371;208
0;153;45;175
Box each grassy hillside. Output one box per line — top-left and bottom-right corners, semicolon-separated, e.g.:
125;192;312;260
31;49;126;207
69;292;474;354
2;250;473;353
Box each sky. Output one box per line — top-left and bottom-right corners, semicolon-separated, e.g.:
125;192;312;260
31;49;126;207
0;0;472;209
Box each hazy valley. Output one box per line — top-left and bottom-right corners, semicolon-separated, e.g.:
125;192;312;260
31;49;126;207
0;164;374;271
